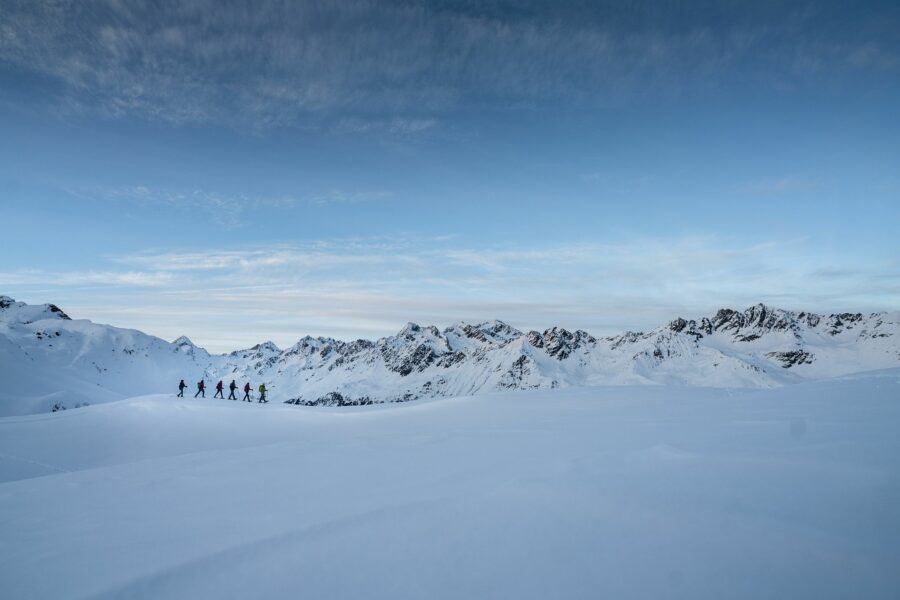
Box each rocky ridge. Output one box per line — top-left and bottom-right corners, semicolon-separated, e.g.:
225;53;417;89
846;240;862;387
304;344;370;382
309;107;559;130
1;296;898;413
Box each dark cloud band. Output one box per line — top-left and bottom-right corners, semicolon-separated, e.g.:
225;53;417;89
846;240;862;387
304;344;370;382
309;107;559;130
1;0;896;128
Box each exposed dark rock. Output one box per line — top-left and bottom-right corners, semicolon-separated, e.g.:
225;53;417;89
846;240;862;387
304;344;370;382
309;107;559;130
454;321;522;346
526;331;544;348
541;327;596;360
608;331;648;350
500;354;535;388
385;343;440;376
765;350;815;368
342;339;375;355
798;312;821;328
669;318;688;333
437;351;466;368
712;308;739;331
286;391;376;407
709;304;819;340
47;304;71;320
826;313;864;335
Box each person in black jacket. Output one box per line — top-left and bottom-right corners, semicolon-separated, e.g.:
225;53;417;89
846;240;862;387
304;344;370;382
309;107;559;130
177;379;186;397
194;380;205;398
228;379;237;400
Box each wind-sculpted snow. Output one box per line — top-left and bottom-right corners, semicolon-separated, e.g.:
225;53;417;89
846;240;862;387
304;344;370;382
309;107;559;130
1;372;899;599
1;296;898;414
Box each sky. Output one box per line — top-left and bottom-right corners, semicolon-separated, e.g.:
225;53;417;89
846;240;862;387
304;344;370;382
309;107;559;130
1;0;899;352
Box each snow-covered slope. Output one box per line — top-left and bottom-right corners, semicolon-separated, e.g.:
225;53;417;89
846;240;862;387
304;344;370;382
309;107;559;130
1;371;899;599
1;295;898;414
0;296;218;415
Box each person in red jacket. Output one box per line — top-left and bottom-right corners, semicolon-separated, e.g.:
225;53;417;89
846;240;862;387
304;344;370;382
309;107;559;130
242;382;251;402
194;379;205;398
214;380;224;398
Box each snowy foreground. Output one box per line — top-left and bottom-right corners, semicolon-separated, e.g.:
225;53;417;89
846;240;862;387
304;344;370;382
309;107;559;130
2;371;899;599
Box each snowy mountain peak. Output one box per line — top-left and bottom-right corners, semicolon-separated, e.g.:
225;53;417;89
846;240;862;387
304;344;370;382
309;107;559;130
47;304;70;320
473;320;522;342
663;304;813;340
395;322;443;341
387;323;446;349
254;341;281;352
171;335;210;358
539;326;597;360
667;317;691;333
172;335;195;347
229;340;281;358
0;295;71;323
711;303;799;331
399;322;422;335
657;305;897;361
443;319;523;348
284;336;336;357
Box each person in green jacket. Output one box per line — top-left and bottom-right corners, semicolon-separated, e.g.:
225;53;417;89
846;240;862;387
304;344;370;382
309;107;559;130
258;383;267;403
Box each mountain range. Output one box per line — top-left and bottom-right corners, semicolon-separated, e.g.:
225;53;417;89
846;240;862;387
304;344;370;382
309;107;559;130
1;294;897;415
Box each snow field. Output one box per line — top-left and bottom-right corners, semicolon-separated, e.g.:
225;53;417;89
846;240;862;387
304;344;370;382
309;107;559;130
2;370;899;599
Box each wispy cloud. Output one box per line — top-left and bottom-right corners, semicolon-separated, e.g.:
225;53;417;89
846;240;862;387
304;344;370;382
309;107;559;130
329;117;439;136
4;235;897;351
64;185;390;227
307;190;393;207
1;1;895;129
114;246;415;273
739;176;822;195
65;186;248;227
0;269;174;288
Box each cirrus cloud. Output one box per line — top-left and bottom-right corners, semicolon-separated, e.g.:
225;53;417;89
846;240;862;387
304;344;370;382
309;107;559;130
2;0;896;130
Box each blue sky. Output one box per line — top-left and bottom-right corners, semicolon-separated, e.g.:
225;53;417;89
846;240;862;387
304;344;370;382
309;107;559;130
1;0;898;351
